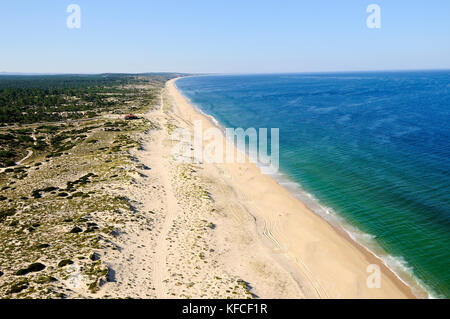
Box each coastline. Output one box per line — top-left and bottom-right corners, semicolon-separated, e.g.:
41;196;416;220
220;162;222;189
168;77;421;299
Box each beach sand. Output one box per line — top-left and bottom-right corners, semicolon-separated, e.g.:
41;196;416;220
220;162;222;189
161;78;416;299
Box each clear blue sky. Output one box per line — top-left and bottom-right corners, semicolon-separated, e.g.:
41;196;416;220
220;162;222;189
1;0;449;74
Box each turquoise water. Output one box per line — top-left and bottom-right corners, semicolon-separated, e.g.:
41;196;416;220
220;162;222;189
176;71;450;298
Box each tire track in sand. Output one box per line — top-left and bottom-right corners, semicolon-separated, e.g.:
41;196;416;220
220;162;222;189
150;91;182;298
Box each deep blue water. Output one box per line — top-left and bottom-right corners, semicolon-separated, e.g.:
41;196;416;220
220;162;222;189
176;71;450;298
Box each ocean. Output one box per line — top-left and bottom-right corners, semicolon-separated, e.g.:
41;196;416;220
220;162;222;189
175;71;450;298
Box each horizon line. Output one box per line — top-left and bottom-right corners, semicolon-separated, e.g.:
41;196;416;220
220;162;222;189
1;68;450;77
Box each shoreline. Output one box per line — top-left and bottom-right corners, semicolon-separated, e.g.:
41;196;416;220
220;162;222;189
168;77;422;299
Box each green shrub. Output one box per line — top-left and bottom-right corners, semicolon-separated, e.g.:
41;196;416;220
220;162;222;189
9;281;29;294
15;263;46;276
58;259;74;268
69;226;83;234
0;208;16;223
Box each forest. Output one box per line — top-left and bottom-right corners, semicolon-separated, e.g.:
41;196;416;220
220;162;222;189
0;73;181;167
0;73;179;124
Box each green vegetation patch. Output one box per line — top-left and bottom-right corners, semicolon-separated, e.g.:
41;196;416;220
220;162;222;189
15;263;46;276
0;208;16;223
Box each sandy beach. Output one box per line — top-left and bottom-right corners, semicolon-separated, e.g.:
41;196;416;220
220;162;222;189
161;78;417;299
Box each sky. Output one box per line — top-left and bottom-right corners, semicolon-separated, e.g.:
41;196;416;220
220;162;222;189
0;0;449;74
